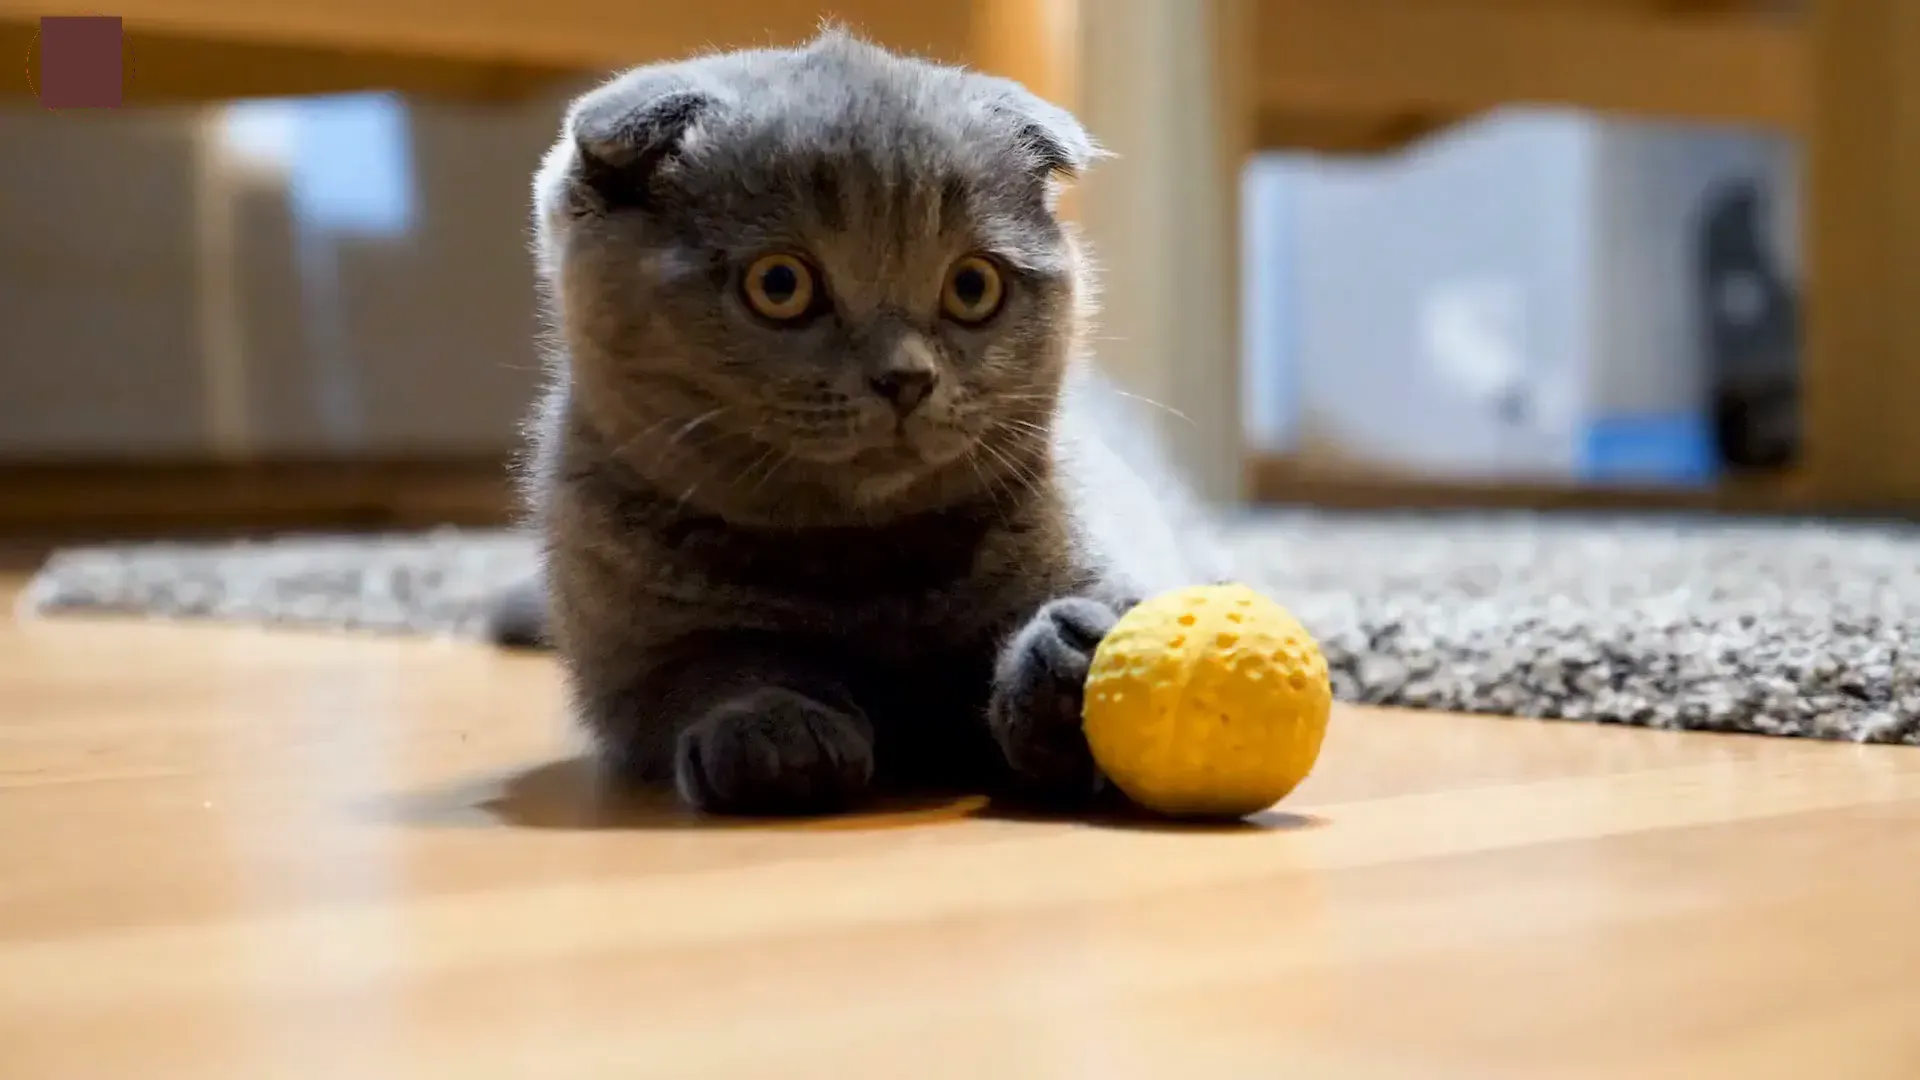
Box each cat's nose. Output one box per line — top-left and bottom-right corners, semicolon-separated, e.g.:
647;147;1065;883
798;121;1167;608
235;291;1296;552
869;368;937;415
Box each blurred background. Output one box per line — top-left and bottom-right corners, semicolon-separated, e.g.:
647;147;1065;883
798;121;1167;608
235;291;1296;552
0;0;1904;549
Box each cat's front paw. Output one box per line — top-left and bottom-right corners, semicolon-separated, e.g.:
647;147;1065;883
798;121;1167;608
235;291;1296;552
987;595;1125;803
675;688;875;816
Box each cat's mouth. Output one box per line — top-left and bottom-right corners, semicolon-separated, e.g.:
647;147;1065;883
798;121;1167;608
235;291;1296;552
783;415;974;474
840;429;978;502
835;417;966;465
847;439;940;471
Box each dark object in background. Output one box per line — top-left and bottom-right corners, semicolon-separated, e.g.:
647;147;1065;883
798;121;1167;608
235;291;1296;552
1698;179;1800;473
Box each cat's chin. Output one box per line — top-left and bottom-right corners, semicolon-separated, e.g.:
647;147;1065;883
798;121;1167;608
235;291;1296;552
840;439;973;508
848;468;929;507
846;441;945;469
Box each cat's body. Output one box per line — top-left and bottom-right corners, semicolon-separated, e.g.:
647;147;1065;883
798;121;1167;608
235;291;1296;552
507;30;1228;814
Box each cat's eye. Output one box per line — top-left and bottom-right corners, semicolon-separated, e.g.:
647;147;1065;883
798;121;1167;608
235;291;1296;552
941;255;1005;325
742;253;817;322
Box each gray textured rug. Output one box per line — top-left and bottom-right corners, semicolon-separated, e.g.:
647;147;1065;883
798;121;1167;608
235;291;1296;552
19;512;1920;746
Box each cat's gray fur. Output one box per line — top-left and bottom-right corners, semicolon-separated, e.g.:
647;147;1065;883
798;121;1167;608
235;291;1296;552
496;28;1231;814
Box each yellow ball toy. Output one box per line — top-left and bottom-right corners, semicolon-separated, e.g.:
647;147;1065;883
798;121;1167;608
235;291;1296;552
1083;583;1332;819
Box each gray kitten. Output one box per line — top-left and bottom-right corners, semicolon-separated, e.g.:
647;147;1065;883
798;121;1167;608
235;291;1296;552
497;29;1230;814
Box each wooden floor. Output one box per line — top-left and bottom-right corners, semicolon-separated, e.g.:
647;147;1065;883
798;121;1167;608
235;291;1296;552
5;581;1920;1079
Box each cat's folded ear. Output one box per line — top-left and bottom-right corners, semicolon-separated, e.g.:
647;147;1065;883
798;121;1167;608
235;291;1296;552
563;72;717;212
986;82;1108;182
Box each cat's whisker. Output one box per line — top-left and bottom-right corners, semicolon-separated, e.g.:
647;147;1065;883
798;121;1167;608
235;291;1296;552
983;417;1052;454
667;406;730;447
744;453;796;498
721;442;780;497
993;428;1052;485
990;417;1051;439
973;434;1044;501
1106;388;1194;427
731;438;797;500
965;443;1023;520
958;448;1012;523
606;411;686;462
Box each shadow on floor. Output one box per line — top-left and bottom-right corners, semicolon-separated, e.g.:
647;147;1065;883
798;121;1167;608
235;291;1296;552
385;755;1324;836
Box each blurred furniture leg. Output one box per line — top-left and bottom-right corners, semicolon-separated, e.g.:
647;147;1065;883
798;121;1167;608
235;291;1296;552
1801;0;1920;507
1074;0;1255;504
973;0;1257;505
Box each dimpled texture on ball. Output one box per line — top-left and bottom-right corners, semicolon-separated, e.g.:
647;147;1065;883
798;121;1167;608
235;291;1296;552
1083;583;1332;818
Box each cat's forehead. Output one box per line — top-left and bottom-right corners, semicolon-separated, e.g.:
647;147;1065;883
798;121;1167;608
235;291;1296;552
656;40;1056;262
681;34;1032;191
674;149;1060;288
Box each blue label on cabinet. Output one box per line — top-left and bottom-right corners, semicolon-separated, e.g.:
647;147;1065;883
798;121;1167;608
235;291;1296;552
1578;413;1719;486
